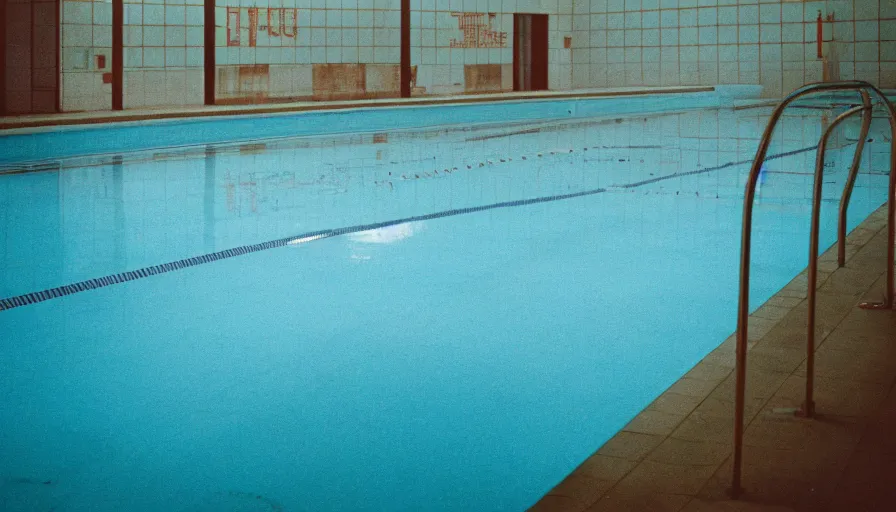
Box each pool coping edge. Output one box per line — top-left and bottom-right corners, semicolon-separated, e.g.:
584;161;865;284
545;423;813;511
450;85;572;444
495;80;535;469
0;87;717;132
529;202;893;512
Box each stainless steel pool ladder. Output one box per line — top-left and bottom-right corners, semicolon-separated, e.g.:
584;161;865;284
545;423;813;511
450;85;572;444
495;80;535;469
732;81;896;498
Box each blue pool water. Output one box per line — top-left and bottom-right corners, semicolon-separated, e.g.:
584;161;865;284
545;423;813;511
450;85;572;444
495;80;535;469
0;101;891;511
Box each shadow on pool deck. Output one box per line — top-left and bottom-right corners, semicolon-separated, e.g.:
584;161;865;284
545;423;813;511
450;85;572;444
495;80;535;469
530;204;896;512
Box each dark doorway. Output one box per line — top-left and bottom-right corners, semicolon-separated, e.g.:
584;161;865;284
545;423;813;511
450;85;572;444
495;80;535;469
1;0;60;115
513;13;548;92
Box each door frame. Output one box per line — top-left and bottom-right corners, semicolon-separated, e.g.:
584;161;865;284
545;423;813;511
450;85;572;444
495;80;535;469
112;0;123;110
513;13;549;92
0;0;6;115
513;14;520;91
530;14;549;91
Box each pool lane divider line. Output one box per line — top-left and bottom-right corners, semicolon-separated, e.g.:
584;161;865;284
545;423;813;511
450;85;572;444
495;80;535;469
0;144;821;313
2;188;612;312
612;144;819;189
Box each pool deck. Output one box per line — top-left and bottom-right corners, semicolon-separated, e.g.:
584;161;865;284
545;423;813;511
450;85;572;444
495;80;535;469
0;86;719;131
530;204;896;512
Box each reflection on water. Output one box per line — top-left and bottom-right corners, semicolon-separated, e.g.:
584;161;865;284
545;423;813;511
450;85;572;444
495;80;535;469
350;221;425;245
348;221;425;262
1;107;890;300
287;234;331;246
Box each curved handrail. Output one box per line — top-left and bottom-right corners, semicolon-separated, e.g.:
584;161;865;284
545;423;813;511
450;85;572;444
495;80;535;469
805;102;872;421
838;90;874;267
732;81;896;498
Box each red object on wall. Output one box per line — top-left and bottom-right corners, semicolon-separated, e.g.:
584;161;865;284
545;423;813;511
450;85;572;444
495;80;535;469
1;0;61;115
268;8;279;36
205;0;215;105
103;72;113;84
112;0;122;109
0;0;6;115
401;0;410;98
227;7;240;46
267;8;298;38
96;54;106;69
450;12;508;48
227;7;298;48
817;11;823;58
248;8;258;47
513;14;548;92
282;8;297;38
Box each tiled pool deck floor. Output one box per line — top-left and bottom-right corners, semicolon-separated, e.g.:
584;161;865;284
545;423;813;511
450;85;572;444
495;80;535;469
531;205;896;512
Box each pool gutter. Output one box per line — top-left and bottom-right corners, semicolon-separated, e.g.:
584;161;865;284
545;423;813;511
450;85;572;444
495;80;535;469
0;87;716;132
1;86;743;165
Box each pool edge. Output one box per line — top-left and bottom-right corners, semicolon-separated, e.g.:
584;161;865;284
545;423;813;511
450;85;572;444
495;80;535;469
0;87;716;132
528;202;893;511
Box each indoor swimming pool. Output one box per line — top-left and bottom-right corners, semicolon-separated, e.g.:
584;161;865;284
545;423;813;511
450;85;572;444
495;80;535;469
0;97;892;511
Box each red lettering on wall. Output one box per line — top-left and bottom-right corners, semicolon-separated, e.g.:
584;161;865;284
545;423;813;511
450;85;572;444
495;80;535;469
450;12;507;48
248;8;258;47
282;9;298;38
268;8;281;36
226;7;300;48
227;8;240;47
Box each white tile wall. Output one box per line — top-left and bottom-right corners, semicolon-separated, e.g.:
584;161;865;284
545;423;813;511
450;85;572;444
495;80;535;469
573;0;896;97
57;0;896;111
211;0;574;99
61;0;112;111
214;0;400;67
123;0;204;109
412;0;575;94
832;0;896;88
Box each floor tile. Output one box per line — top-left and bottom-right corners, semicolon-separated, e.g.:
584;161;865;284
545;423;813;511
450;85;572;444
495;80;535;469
648;391;705;416
681;498;795;511
647;438;731;467
545;474;613;510
595;431;665;461
574;455;637;483
664;377;723;398
530;494;590;512
614;460;718;495
622;409;687;436
585;491;691;512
